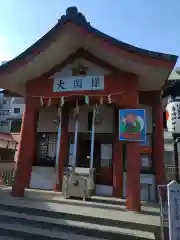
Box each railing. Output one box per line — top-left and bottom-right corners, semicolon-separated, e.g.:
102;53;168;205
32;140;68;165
0;125;10;133
165;165;176;173
0;109;11;132
0;168;14;186
157;185;168;240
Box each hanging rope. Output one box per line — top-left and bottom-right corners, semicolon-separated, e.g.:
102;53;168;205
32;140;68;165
47;98;51;107
72;100;79;120
60;96;64;107
57;107;61;116
75;100;79;115
90;106;96;169
55;97;63;185
100;96;103;105
95;104;101;125
31;91;125;99
73;100;79;167
57;96;64;117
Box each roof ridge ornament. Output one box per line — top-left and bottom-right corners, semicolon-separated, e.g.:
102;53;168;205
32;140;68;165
59;6;91;26
72;63;88;76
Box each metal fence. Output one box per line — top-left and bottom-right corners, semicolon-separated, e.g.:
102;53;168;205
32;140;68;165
0;168;14;186
157;164;176;239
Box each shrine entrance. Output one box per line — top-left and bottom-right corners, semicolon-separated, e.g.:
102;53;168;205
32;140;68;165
67;104;114;196
77;136;113;196
0;6;175;212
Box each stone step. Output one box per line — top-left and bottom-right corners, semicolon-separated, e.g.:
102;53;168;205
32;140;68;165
0;211;156;240
0;200;158;240
0;222;103;240
0;198;160;231
0;188;163;239
0;209;156;240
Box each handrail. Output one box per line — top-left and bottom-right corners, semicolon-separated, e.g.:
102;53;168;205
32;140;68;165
157;185;169;240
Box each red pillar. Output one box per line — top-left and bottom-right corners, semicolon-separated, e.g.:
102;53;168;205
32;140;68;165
152;100;166;185
112;108;123;197
125;92;141;212
54;107;69;191
126;142;141;212
12;98;37;197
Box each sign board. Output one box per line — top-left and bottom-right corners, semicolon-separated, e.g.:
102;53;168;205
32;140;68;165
53;76;104;92
167;180;180;240
166;101;180;133
119;109;146;142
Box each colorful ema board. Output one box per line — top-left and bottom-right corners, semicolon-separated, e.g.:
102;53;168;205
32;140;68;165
119;109;146;142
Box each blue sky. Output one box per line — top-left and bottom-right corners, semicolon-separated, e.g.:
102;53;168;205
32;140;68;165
0;0;180;66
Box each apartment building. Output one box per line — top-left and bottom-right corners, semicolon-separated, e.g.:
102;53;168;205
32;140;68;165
0;90;24;166
0;91;24;133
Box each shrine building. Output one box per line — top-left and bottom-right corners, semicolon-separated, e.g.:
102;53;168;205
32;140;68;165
0;7;178;212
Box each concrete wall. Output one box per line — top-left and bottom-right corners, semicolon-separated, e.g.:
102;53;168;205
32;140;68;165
30;167;55;190
0;162;14;170
37;104;152;134
37;107;57;132
11;99;25;117
37;105;114;133
68;105;114;133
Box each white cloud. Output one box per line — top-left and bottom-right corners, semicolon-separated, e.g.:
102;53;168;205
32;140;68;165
0;54;10;62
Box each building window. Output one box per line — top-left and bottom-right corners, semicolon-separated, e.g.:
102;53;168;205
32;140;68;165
88;111;93;131
14;108;20;114
10;120;22;133
35;133;57;166
0;110;9;121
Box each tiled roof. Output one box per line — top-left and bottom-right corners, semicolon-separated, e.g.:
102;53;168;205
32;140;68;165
0;133;20;143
